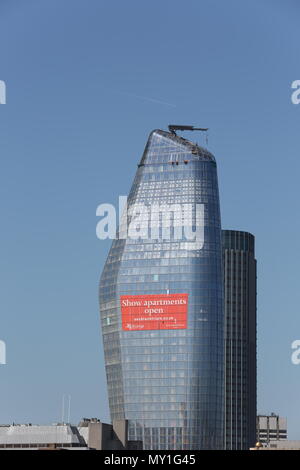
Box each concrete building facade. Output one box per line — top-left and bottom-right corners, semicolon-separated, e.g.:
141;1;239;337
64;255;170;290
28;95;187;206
257;414;287;446
0;419;142;450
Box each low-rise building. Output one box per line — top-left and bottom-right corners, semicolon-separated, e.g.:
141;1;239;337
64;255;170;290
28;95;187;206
257;414;287;445
0;419;142;450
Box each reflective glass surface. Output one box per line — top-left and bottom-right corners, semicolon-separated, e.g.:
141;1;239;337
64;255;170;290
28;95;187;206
99;130;224;449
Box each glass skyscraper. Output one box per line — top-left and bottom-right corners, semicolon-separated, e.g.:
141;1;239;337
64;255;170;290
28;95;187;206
99;129;224;450
222;230;257;450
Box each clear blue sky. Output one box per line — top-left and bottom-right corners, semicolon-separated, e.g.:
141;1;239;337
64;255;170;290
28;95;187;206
0;0;300;438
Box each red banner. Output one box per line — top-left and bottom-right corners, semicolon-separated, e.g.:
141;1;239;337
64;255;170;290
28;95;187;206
120;294;188;331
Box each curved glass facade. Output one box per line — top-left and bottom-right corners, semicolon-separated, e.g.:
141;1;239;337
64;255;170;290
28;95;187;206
99;129;224;449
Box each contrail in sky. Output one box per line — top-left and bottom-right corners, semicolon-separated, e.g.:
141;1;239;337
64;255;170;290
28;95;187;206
117;90;176;108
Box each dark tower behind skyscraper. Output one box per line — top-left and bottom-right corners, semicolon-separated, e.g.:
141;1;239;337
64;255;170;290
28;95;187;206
222;230;257;450
99;129;224;450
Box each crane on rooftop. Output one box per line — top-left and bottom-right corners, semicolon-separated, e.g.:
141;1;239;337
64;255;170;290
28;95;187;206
168;124;209;136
